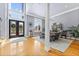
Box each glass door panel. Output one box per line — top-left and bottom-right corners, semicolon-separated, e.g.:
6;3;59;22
18;21;24;36
9;20;16;37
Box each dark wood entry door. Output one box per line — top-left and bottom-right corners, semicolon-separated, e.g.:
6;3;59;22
9;20;24;38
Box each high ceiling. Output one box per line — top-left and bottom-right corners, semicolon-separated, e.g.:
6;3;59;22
26;3;46;17
26;3;79;18
50;3;79;16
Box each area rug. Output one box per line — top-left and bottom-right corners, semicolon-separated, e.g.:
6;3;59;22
50;38;73;52
32;36;73;52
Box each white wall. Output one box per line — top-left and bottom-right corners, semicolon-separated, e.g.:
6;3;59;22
26;15;35;36
0;3;8;39
50;9;79;30
26;3;46;17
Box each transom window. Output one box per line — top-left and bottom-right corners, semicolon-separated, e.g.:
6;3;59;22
9;3;23;12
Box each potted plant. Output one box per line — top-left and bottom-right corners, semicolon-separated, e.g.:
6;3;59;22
69;24;79;38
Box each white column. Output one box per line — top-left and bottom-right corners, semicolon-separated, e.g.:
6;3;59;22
23;4;27;37
5;3;9;40
45;3;50;51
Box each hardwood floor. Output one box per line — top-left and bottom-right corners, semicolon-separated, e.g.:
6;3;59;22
0;37;79;56
48;40;79;56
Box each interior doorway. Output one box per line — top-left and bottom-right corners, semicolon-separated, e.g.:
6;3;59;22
27;15;45;38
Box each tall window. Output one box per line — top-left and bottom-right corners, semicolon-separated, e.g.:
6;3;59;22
9;3;23;12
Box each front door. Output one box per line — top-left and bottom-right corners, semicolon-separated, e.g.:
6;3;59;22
9;20;24;38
